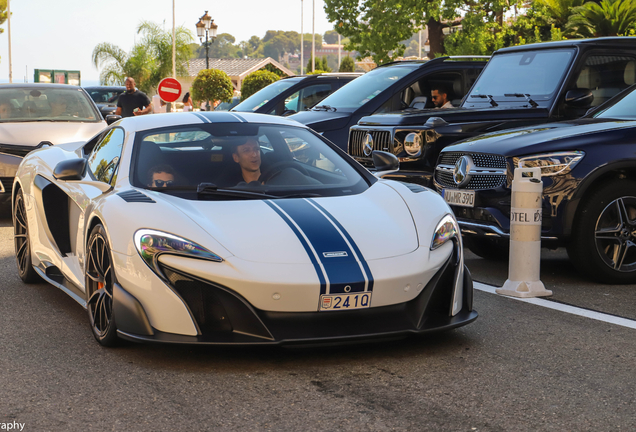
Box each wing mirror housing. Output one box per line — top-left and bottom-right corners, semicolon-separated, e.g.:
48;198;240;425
53;158;87;181
105;114;122;125
372;150;399;171
565;89;593;107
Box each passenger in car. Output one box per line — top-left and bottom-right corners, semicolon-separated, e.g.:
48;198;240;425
0;100;13;119
147;164;175;188
431;85;453;109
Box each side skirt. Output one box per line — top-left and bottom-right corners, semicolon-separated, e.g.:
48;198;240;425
33;264;86;309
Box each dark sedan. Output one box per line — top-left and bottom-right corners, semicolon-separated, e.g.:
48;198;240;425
84;85;125;117
434;83;636;283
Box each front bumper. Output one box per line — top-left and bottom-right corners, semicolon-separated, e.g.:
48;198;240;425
115;248;477;346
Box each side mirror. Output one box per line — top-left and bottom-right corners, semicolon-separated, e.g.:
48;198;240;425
105;114;122;125
53;158;87;181
565;89;593;107
372;151;399;171
281;109;297;116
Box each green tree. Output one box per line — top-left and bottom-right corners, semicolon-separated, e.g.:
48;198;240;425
306;56;332;72
0;0;8;35
324;30;340;44
191;69;234;109
324;0;461;64
339;56;355;72
92;21;193;94
241;70;280;100
536;0;586;28
566;0;636;37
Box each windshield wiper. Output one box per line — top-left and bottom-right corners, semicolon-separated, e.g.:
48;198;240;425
504;93;538;108
312;104;337;112
470;94;498;107
196;182;278;199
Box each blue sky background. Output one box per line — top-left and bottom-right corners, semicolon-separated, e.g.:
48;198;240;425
0;0;333;83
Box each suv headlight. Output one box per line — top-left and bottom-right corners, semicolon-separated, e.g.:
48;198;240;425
431;214;459;250
134;229;223;278
515;151;584;177
404;132;422;157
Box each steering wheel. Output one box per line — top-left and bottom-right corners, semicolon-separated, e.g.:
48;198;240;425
259;160;309;184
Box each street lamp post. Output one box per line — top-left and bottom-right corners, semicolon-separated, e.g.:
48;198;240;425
196;11;218;111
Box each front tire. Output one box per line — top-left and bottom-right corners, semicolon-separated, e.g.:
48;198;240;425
567;180;636;284
13;189;40;283
85;224;118;346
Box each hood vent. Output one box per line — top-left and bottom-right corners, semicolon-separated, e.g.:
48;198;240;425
117;190;155;203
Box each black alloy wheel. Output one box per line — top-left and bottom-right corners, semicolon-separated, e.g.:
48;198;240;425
85;224;118;346
13;189;40;283
568;180;636;284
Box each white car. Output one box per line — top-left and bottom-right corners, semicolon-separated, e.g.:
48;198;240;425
0;84;108;207
12;112;476;346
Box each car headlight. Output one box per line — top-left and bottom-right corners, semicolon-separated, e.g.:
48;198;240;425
404;132;422;157
134;229;223;278
431;214;459;250
515;151;584;176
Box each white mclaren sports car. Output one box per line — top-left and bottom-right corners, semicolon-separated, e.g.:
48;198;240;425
13;111;476;346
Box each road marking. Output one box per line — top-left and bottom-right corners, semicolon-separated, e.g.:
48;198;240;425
475;282;636;330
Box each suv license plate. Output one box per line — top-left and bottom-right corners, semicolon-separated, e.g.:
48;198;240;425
320;292;371;311
443;188;475;207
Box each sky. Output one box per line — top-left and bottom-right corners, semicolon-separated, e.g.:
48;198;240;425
0;0;334;83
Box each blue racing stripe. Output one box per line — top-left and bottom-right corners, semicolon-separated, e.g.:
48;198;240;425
308;199;375;292
264;200;327;295
192;112;211;123
274;199;366;294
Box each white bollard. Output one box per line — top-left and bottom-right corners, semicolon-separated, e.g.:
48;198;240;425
496;167;553;298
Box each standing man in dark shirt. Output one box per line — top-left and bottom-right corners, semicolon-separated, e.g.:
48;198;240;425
116;77;152;117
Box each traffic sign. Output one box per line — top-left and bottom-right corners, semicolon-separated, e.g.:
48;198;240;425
158;77;182;103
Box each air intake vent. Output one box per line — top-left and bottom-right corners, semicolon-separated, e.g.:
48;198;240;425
117;190;155;203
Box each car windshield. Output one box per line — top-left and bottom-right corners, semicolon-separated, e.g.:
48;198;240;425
132;122;369;199
215;97;240;111
0;87;100;122
314;64;419;111
86;88;123;106
594;86;636;120
232;79;299;112
465;49;575;106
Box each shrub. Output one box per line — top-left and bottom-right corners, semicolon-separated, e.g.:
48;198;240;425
191;69;234;109
339;56;355;72
241;70;280;100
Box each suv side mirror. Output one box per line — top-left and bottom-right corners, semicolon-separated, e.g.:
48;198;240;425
105;114;122;125
282;109;297;116
565;89;593;107
372;151;399;171
53;158;87;181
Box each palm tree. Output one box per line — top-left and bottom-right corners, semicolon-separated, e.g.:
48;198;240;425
536;0;586;29
566;0;636;37
92;21;194;93
135;21;194;91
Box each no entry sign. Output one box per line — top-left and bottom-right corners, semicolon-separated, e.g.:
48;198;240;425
158;77;182;103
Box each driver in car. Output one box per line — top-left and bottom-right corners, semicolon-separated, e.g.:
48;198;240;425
232;137;262;184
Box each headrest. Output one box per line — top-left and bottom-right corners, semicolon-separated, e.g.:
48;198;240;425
625;61;636;86
577;67;601;89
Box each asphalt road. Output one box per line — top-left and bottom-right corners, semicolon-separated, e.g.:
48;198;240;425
0;216;635;431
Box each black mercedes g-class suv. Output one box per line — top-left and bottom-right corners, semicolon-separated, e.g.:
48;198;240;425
289;57;488;150
349;37;636;186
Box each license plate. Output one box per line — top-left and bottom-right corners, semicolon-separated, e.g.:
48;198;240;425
443;188;475;207
320;292;372;311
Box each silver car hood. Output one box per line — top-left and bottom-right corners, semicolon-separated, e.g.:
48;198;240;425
0;121;106;146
